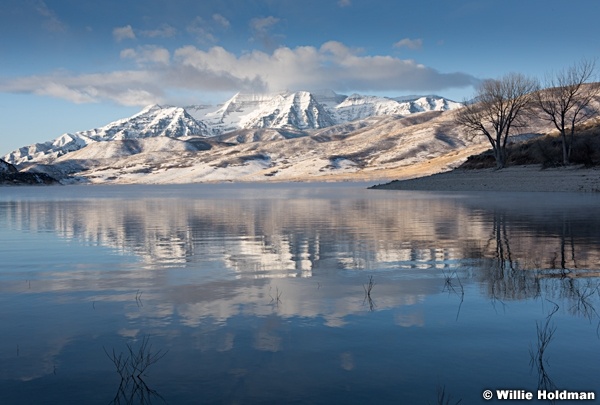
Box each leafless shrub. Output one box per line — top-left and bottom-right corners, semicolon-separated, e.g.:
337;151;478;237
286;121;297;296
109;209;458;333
442;270;465;320
105;336;168;404
363;276;376;311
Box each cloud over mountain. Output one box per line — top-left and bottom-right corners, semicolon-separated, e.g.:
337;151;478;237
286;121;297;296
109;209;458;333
0;41;477;107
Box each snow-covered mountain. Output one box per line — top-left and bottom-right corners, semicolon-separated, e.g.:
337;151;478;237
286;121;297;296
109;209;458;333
3;90;462;168
80;104;211;140
186;91;462;135
238;91;337;130
5;105;210;165
334;94;461;122
189;91;338;134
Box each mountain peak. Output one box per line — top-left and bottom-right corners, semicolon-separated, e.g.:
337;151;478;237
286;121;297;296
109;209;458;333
242;91;336;130
4;104;210;166
4;91;462;167
140;103;163;112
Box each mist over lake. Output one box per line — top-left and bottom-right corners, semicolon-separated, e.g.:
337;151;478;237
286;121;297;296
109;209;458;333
1;183;599;404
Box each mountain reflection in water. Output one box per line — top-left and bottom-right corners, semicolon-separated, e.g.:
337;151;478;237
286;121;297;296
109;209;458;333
0;183;599;404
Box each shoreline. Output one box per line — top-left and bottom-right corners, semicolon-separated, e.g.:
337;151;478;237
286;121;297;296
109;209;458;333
369;165;600;193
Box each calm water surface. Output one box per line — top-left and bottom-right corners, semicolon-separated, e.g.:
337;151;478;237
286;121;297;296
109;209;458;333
1;183;600;404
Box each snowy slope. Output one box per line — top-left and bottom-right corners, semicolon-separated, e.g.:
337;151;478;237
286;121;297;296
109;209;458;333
335;94;409;122
189;91;339;134
53;137;213;161
196;93;275;134
335;94;463;122
4;105;210;165
26;108;493;185
409;96;463;113
239;91;337;129
7;88;593;185
4;91;462;167
77;105;211;141
188;91;462;135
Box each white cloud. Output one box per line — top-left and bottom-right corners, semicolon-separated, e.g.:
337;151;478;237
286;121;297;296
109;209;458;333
0;41;477;107
35;0;67;33
121;46;170;66
170;46;268;92
187;15;232;43
116;89;161;106
249;16;282;49
394;38;423;50
171;41;476;94
213;14;230;29
36;82;97;104
250;16;280;33
0;71;163;106
113;24;176;42
187;17;217;44
140;24;177;39
113;25;136;42
338;0;351;7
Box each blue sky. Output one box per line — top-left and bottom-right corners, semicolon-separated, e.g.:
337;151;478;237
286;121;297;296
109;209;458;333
1;0;599;155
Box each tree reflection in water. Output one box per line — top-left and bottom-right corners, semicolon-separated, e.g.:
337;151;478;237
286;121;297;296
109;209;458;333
2;186;600;403
471;205;600;397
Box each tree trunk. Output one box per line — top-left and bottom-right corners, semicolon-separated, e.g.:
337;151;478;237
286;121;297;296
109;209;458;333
494;147;506;169
561;131;569;165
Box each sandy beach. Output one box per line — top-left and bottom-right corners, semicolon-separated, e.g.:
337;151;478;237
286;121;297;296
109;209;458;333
370;165;600;193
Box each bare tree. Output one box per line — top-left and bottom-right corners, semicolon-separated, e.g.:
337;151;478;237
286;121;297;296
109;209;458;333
535;59;600;165
456;73;538;169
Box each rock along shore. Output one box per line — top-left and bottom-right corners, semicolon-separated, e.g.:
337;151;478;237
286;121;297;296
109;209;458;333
369;165;600;193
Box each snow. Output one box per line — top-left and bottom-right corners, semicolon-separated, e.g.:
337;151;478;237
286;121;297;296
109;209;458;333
43;107;487;186
77;105;209;141
4;105;210;165
237;91;335;130
189;90;462;135
2;90;465;181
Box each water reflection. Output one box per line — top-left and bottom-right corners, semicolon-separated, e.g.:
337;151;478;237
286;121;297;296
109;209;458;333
529;302;559;394
105;336;167;405
2;187;600;329
1;184;600;403
3;188;599;276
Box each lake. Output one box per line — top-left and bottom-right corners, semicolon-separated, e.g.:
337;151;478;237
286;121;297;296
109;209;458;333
1;183;599;404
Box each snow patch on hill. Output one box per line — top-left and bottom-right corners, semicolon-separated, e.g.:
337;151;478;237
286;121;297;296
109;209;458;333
4;105;209;165
3;91;463;169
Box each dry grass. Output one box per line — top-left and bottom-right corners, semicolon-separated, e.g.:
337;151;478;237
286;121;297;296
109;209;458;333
460;123;600;169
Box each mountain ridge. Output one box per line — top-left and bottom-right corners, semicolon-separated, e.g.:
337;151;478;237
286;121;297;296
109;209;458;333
3;91;461;166
186;90;462;136
4;105;210;165
1;90;474;185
